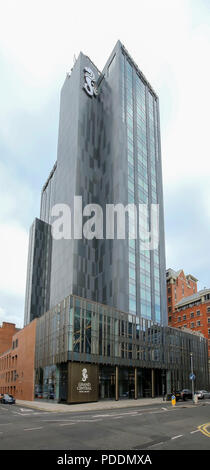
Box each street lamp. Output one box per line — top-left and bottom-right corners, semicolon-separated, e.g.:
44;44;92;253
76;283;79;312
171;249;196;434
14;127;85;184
190;352;194;402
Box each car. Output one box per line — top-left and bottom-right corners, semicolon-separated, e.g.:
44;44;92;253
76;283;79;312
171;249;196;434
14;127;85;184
180;389;192;401
0;393;4;403
195;390;210;400
2;394;16;404
166;390;182;401
174;390;182;401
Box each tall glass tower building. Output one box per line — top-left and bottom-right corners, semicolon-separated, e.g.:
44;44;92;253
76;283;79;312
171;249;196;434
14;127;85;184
24;40;167;326
23;41;209;403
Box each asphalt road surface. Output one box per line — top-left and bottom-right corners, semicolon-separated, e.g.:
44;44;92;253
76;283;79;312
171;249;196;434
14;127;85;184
0;401;210;450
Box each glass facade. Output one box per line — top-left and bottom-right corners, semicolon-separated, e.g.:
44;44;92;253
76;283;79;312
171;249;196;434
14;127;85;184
35;294;209;400
24;218;52;326
120;50;163;323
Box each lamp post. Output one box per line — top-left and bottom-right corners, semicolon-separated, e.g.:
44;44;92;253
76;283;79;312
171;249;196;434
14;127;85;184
190;352;194;401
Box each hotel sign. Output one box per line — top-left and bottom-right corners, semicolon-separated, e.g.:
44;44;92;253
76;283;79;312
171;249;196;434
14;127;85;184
67;362;99;403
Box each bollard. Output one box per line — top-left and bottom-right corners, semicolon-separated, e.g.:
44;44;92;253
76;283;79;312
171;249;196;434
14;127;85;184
193;394;198;404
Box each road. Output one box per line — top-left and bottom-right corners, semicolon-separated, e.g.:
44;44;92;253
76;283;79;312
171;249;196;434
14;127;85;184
0;401;210;450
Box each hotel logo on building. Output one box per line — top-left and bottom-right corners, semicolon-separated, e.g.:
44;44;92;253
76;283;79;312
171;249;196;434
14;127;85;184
83;67;98;97
68;363;99;403
77;368;92;393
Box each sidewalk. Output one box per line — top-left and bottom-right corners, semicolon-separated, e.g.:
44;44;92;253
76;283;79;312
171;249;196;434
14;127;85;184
15;397;164;413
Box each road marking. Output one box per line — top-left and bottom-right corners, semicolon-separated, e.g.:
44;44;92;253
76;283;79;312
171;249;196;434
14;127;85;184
16;408;34;412
93;411;139;418
59;423;76;427
198;423;210;438
150;441;164;448
171;434;183;440
24;427;43;431
42;419;76;422
190;430;200;434
74;419;102;423
12;411;48;416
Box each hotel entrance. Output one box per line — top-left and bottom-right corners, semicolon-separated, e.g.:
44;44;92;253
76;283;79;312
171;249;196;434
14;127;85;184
99;366;115;399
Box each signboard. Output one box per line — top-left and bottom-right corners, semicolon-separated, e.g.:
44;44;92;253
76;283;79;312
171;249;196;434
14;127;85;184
83;67;98;97
67;362;99;403
189;373;196;381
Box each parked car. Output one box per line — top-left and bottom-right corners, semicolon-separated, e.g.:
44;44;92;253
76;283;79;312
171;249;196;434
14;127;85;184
195;390;210;400
174;390;182;401
2;394;16;404
180;389;192;401
0;393;4;403
166;390;182;401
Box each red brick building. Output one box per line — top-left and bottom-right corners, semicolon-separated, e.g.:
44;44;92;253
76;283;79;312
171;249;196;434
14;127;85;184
166;269;198;316
0;322;20;356
167;269;210;382
0;320;37;401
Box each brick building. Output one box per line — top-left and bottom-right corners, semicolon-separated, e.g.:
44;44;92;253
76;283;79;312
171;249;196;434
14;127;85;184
0;322;20;356
166;269;198;316
167;269;210;383
0;320;37;400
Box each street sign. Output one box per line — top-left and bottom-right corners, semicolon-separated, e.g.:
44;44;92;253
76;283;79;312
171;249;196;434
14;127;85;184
189;373;195;381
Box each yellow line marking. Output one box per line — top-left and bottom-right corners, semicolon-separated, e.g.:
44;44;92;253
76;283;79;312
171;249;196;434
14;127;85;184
198;423;210;438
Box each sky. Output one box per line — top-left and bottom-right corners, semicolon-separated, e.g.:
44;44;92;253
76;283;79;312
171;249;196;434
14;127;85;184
0;0;210;328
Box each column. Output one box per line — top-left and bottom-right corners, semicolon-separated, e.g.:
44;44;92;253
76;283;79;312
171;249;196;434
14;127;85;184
115;366;119;401
134;367;138;400
151;369;155;398
166;370;171;395
55;366;60;402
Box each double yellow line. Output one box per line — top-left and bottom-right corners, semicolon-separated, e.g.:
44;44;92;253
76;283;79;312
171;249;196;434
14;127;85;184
198;423;210;438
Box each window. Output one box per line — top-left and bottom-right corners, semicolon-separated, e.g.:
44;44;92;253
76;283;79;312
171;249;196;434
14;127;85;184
169;316;172;323
208;329;210;335
207;307;210;313
178;316;181;322
197;320;201;327
196;310;200;316
183;315;186;321
208;318;210;324
168;297;171;304
190;312;194;318
191;322;195;328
